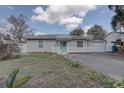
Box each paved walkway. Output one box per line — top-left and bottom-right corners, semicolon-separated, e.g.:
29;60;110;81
64;53;124;80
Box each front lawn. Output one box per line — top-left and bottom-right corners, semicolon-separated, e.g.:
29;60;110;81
0;53;115;88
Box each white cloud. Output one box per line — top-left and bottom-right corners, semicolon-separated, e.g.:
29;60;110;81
34;31;47;36
83;25;92;35
7;6;14;10
59;16;83;30
32;5;97;30
84;25;92;30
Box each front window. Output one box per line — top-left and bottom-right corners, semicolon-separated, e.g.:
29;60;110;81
77;40;83;47
38;40;43;48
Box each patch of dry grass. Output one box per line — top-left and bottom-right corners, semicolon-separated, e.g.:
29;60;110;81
0;53;115;88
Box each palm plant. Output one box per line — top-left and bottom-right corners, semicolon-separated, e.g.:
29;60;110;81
113;77;124;88
0;68;29;88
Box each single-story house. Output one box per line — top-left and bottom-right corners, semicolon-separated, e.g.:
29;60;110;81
22;34;106;54
21;32;124;54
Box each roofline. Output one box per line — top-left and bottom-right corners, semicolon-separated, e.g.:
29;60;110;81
105;32;124;38
26;34;92;41
27;38;89;41
27;38;56;40
104;32;113;38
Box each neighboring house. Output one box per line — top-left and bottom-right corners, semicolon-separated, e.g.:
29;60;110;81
105;32;124;52
21;32;124;54
22;34;106;54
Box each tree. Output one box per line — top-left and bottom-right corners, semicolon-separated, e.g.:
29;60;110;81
8;14;31;43
0;14;32;60
70;28;84;36
0;26;11;59
87;25;106;40
108;5;124;32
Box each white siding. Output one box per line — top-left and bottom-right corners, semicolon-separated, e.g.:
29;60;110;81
67;40;91;53
27;40;56;52
90;42;105;52
20;43;27;53
24;39;106;53
23;32;124;53
105;32;124;52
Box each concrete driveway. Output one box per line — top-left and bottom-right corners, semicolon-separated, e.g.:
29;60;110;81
65;53;124;80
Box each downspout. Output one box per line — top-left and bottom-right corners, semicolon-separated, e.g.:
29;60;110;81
119;25;121;39
105;40;107;53
86;40;88;53
86;39;89;53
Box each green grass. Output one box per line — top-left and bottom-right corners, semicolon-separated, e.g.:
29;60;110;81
0;53;115;88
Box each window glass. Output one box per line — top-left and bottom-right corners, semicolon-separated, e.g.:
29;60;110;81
77;40;83;47
38;40;43;48
63;41;66;46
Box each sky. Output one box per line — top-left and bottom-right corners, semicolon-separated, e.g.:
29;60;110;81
0;5;115;35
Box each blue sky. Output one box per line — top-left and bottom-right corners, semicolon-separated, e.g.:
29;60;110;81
0;5;114;35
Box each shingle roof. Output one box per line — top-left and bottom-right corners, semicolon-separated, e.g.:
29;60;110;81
26;34;93;40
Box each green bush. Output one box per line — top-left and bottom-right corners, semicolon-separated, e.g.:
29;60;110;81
113;78;124;88
71;62;81;68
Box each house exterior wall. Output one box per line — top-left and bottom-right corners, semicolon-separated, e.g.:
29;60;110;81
67;40;91;53
23;40;87;53
22;39;106;53
105;32;124;52
90;42;106;52
26;40;56;52
21;32;124;53
67;40;106;53
20;43;27;53
25;39;91;53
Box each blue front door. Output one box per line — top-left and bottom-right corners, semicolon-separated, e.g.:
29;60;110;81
60;41;67;53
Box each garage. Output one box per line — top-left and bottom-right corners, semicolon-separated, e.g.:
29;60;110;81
90;40;106;52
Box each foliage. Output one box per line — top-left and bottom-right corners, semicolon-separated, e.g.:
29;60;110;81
0;14;33;60
87;25;106;40
0;42;21;60
113;78;124;88
108;5;124;32
12;76;29;88
0;68;29;88
8;14;32;43
70;28;84;36
70;62;81;68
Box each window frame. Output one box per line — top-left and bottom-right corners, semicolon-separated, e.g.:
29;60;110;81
38;40;43;48
77;40;83;47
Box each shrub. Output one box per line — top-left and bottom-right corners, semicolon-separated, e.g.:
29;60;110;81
113;78;124;88
71;62;81;68
0;43;21;60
